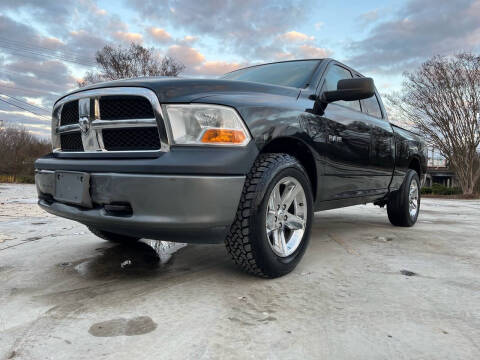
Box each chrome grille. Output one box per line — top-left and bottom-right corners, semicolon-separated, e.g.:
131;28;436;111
52;87;169;153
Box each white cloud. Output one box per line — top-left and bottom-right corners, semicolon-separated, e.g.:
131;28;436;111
167;45;205;68
113;31;143;43
296;45;332;58
195;61;245;75
280;31;315;43
147;27;172;43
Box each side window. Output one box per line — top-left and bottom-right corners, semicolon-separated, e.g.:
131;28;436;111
361;94;383;119
322;65;361;111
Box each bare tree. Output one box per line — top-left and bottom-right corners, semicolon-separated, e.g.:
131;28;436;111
388;53;480;195
78;43;186;87
0;123;51;182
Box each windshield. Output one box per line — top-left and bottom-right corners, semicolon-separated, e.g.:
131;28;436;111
221;60;321;88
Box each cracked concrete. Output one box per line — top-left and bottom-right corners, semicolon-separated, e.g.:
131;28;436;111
0;184;479;359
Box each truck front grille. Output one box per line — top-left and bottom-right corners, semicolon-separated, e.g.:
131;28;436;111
102;127;161;151
60;132;84;152
52;87;168;153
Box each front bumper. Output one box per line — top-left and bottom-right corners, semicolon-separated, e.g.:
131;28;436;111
36;170;245;243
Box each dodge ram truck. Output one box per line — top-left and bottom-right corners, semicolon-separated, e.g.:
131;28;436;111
35;59;427;278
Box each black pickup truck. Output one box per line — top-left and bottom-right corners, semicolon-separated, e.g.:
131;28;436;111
35;59;427;278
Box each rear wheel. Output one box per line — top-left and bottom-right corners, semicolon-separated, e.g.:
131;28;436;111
225;153;313;278
88;227;140;244
387;170;420;227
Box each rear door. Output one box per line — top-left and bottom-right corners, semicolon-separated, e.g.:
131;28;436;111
360;91;395;193
315;63;372;201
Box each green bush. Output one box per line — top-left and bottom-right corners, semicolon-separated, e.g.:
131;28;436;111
422;183;462;195
16;175;35;184
421;187;433;194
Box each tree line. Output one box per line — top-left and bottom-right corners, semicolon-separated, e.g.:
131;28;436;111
0;123;51;183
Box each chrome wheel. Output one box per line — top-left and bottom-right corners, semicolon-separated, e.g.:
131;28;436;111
409;180;419;219
265;176;307;257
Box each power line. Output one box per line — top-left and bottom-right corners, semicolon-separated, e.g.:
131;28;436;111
0;38;97;67
0;67;75;79
0;98;50;119
0;38;97;66
0;45;97;67
0;36;95;60
0;93;50;113
0;84;60;97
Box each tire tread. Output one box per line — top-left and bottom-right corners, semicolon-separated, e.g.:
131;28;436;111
225;153;302;277
387;170;420;227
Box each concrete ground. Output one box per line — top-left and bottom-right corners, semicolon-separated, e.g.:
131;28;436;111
0;184;479;360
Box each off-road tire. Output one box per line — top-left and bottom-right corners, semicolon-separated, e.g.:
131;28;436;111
88;227;140;244
387;169;420;227
225;153;314;278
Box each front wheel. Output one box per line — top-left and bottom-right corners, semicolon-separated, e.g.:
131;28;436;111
387;169;421;227
225;153;313;278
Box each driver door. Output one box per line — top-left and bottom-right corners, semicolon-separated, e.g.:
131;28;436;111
314;63;373;201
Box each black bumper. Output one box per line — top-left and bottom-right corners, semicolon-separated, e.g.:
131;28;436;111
35;144;258;243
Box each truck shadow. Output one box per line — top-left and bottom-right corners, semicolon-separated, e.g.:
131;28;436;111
69;239;235;280
60;214;393;283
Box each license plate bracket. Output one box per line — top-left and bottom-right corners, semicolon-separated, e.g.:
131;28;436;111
54;171;92;208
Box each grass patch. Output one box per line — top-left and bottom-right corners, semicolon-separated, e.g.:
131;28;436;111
421;183;462;196
0;174;35;184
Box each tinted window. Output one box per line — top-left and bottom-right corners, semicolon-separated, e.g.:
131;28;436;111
323;65;360;111
362;94;383;118
221;60;320;88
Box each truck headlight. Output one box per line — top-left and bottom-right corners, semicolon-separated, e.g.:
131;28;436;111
165;104;251;146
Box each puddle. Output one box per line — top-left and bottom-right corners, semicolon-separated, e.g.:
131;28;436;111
400;269;417;277
23;236;42;242
73;240;186;278
89;316;157;337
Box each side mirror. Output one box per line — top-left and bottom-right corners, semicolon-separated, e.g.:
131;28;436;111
323;77;375;103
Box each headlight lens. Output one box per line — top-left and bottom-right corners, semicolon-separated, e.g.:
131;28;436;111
165;104;251;146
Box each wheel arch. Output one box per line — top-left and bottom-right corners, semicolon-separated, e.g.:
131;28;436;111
259;137;318;201
408;156;422;177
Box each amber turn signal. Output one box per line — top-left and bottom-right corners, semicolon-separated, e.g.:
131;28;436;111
201;129;247;144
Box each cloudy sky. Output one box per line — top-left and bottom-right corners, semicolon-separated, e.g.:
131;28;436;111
1;0;480;138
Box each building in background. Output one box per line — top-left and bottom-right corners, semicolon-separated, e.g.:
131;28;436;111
425;148;457;188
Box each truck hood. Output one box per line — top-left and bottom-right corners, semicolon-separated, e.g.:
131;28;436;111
57;77;300;104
